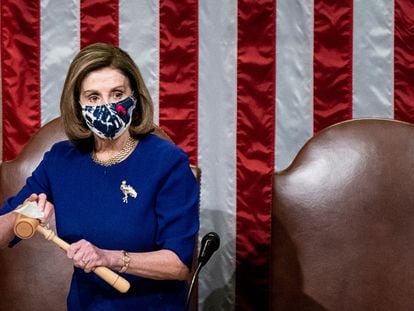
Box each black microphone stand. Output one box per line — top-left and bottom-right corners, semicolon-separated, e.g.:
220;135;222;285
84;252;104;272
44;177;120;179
185;232;220;311
185;261;203;311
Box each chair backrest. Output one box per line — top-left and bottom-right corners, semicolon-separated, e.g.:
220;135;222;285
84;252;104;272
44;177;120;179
272;119;414;310
0;117;199;311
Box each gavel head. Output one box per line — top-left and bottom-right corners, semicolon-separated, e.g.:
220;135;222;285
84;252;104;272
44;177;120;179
14;214;40;239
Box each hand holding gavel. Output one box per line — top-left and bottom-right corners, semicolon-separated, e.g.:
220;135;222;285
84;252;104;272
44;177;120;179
13;213;130;294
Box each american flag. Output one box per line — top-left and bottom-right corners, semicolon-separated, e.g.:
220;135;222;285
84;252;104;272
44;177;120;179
1;1;413;310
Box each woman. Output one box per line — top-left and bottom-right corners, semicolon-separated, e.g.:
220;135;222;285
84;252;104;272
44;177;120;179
0;43;199;310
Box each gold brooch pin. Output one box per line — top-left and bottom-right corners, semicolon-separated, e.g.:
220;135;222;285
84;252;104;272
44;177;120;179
120;180;137;203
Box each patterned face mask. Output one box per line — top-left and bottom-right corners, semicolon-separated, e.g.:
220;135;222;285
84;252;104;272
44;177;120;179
81;96;136;140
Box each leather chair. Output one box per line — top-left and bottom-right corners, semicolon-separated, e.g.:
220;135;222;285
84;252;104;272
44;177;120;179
0;117;199;311
272;119;414;310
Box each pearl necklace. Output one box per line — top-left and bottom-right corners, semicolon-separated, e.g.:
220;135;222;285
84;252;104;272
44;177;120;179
92;136;137;167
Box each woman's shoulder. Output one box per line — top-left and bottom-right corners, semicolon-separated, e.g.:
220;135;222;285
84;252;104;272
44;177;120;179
140;134;189;162
142;133;183;152
49;140;76;151
47;140;84;159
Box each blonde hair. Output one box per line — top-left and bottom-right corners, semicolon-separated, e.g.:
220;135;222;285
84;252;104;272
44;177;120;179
60;43;154;146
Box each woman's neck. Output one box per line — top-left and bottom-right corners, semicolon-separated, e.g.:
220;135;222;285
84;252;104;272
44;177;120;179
93;132;132;160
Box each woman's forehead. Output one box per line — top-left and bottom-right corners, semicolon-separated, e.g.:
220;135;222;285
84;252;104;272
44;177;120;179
81;67;130;92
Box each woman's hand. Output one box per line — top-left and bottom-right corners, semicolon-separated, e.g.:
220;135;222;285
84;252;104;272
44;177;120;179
67;241;191;280
67;240;112;273
24;193;54;225
0;193;54;248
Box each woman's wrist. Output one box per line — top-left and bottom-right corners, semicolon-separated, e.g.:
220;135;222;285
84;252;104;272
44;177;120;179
101;249;121;269
119;250;130;273
104;249;131;272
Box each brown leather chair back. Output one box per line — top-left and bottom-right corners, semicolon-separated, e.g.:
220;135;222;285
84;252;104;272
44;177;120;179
0;117;198;311
272;119;414;310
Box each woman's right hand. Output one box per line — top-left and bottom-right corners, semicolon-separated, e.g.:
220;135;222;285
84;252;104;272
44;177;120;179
0;193;54;249
23;193;54;225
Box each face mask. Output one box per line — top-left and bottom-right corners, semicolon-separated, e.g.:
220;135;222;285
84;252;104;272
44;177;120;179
81;96;136;140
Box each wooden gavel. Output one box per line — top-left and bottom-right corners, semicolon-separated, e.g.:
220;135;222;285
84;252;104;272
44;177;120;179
14;213;130;293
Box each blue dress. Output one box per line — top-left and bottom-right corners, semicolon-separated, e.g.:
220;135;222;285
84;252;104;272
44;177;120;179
1;134;200;310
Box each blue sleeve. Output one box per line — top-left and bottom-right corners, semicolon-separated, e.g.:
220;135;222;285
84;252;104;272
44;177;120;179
155;149;200;269
0;148;53;215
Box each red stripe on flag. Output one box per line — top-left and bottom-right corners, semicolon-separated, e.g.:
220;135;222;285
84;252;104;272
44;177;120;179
236;1;275;309
313;0;353;133
394;1;414;122
159;0;198;165
80;0;119;48
1;0;41;160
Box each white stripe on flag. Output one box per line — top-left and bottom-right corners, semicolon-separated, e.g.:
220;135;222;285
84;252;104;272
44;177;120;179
41;0;79;125
353;0;394;118
198;0;237;308
119;0;160;125
275;0;314;171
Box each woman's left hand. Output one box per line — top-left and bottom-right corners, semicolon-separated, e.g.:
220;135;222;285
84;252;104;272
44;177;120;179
67;239;110;273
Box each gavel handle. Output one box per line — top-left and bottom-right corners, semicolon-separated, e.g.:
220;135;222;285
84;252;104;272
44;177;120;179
36;225;130;293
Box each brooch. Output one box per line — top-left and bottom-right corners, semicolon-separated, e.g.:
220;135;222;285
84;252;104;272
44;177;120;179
120;180;137;203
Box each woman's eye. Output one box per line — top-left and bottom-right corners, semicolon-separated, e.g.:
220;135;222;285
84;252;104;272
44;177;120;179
88;95;101;104
114;92;123;99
